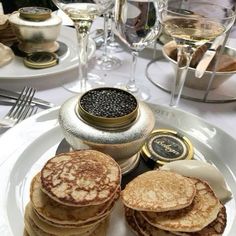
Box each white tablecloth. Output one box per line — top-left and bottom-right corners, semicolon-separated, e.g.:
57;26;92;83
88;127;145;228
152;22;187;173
0;17;236;140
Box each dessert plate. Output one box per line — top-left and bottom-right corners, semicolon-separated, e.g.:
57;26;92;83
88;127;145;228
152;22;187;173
0;103;235;235
0;26;96;79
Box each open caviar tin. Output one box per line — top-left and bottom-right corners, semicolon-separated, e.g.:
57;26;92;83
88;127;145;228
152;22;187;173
77;87;139;129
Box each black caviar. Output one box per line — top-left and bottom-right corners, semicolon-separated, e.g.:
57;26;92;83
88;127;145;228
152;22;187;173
80;88;137;118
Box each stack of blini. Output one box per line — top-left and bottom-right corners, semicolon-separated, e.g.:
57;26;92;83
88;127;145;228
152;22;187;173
122;170;227;236
0;14;17;46
24;150;121;236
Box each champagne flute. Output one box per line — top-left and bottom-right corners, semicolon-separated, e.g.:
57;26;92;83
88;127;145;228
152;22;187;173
51;0;113;93
114;0;161;101
159;0;236;107
107;9;124;53
95;7;122;71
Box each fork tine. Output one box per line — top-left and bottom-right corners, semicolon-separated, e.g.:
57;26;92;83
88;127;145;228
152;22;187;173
11;87;36;120
6;86;28;117
0;87;37;129
16;105;38;124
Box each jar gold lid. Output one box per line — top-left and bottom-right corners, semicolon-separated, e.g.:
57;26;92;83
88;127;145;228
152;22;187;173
77;87;138;129
141;129;194;168
23;52;59;69
19;7;52;21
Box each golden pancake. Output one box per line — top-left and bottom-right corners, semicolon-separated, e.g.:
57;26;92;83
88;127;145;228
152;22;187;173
35;204;111;229
25;204;109;236
90;216;110;236
172;204;227;236
0;15;17;46
31;173;120;225
41;150;121;207
132;208;176;236
122;170;196;212
125;206;177;236
23;229;29;236
26;203;97;236
124;205;144;236
142;178;221;232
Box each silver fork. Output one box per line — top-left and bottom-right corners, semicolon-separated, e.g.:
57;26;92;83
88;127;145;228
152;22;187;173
0;87;36;128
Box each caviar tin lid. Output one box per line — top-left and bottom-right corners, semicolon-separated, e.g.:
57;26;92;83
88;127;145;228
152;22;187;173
23;52;59;69
141;129;194;167
19;7;52;21
77;87;138;129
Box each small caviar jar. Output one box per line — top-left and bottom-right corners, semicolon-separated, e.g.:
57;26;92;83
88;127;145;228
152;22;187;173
141;129;194;168
59;87;156;174
9;7;62;53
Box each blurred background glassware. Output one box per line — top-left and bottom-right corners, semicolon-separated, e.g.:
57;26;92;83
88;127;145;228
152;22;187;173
106;8;124;53
95;6;122;71
9;7;62;53
51;0;113;93
159;0;236;107
163;40;236;90
114;0;161;101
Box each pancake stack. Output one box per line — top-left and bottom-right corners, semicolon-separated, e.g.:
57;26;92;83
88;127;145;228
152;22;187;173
24;150;121;236
0;14;17;47
122;170;227;236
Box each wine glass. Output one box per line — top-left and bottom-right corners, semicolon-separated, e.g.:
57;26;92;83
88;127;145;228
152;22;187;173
51;0;113;93
114;0;161;101
95;7;122;71
107;9;124;53
159;0;236;107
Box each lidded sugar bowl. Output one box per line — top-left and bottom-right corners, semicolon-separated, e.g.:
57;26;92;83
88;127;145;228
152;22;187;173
58;87;156;174
9;7;62;53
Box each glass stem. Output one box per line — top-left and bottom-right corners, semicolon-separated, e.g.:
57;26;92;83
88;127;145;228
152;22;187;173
170;45;193;107
109;11;116;44
102;12;110;58
127;50;139;93
74;21;92;93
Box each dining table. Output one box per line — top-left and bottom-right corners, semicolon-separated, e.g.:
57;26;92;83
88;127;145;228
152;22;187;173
1;15;236;139
0;13;236;236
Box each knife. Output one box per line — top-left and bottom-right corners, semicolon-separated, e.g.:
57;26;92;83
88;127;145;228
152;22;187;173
195;35;225;78
0;88;54;109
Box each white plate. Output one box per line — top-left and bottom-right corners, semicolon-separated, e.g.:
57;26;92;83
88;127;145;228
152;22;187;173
0;103;235;235
0;26;96;79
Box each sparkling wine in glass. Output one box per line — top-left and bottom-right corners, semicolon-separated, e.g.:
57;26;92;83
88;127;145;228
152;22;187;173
52;0;112;93
114;0;161;101
160;0;236;107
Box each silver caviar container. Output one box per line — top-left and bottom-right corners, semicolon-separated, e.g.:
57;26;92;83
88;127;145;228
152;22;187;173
9;7;62;53
58;87;156;174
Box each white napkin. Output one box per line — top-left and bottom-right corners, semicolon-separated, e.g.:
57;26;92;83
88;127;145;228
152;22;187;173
0;43;14;67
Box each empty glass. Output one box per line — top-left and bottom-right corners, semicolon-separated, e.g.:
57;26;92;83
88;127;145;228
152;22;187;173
114;0;161;101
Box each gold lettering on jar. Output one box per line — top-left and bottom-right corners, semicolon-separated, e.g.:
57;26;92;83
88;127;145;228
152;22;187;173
154;140;180;155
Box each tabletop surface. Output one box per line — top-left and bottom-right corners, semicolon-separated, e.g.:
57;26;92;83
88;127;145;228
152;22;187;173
1;13;236;236
0;16;236;141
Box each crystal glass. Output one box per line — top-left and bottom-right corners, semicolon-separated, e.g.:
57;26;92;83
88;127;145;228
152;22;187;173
52;0;113;93
159;0;236;107
114;0;161;101
95;8;122;71
107;9;124;53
